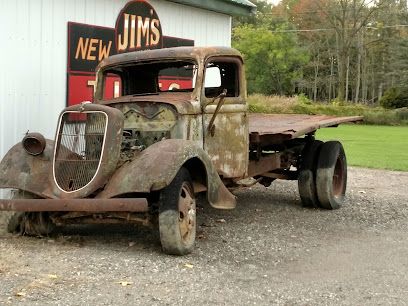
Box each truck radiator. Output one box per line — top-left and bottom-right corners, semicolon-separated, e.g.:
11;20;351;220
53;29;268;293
53;111;107;192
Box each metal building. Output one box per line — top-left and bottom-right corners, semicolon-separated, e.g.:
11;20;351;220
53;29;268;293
0;0;255;169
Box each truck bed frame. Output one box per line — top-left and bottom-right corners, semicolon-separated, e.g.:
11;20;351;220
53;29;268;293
242;114;362;182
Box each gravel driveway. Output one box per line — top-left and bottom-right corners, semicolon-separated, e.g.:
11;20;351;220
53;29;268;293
0;167;407;305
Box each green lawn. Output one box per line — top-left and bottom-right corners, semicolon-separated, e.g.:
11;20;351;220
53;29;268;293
316;125;408;171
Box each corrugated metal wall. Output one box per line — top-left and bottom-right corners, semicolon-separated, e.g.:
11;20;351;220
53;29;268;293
0;0;231;198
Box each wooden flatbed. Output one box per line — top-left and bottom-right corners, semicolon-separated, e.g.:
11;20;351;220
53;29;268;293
248;114;362;145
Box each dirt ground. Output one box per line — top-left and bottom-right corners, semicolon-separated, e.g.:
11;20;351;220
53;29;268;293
0;167;407;305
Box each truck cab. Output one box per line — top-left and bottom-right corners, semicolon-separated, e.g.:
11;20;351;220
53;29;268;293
94;47;249;179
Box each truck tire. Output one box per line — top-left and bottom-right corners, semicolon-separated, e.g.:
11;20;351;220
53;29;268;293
2;191;55;236
298;140;323;207
316;141;347;209
159;167;196;255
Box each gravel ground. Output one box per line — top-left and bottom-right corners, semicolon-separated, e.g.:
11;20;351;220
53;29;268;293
0;167;407;305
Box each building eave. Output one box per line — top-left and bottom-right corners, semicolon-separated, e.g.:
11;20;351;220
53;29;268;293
167;0;256;16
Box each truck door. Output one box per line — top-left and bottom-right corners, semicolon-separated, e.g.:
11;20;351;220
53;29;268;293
202;57;249;179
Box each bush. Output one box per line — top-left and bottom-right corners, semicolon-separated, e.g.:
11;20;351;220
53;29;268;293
380;87;408;109
247;94;408;126
297;93;312;105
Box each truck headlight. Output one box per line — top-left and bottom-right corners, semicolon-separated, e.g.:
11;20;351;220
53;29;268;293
22;132;46;156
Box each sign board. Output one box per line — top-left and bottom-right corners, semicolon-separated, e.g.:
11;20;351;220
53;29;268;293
67;0;194;106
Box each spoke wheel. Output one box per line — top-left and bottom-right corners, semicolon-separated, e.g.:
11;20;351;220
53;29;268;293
159;168;196;255
178;182;196;245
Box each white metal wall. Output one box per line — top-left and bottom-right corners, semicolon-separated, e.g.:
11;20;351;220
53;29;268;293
0;0;231;198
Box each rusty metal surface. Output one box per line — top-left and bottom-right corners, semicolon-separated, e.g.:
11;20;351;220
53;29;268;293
97;139;236;209
54;112;107;192
94;47;250;180
50;103;124;199
0;140;54;198
97;47;242;71
203;109;249;178
201;55;248;179
22;132;46;156
249;114;363;139
95;47;245;116
0;198;148;212
100;92;198;115
247;154;281;178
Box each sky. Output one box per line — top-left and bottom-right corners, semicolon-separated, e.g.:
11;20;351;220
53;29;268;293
265;0;281;5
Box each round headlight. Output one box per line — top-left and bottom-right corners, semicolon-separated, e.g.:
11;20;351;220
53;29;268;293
22;133;46;156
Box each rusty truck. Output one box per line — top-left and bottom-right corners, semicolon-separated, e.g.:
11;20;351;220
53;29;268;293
0;47;361;255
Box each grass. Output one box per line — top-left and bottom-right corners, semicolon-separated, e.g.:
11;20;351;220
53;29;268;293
248;94;408;126
317;125;408;171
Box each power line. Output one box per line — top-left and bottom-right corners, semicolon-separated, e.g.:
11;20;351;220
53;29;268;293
266;24;408;33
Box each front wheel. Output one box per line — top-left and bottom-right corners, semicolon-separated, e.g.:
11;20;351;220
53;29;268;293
0;191;55;236
159;168;196;255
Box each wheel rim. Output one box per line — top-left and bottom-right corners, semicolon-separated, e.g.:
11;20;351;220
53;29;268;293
332;156;345;198
178;182;196;244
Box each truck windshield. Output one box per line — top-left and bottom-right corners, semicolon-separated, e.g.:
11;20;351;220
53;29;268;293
101;60;197;99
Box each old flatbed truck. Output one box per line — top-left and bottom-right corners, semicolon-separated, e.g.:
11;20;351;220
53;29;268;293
0;47;361;255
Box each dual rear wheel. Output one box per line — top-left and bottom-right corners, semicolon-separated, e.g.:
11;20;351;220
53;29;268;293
298;140;347;209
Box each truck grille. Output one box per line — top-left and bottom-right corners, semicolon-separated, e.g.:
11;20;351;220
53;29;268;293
53;111;107;192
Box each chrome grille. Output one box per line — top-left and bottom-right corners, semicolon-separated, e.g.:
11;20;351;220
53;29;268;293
54;111;107;192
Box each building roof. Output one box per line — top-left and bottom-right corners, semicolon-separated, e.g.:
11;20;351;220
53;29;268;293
167;0;256;16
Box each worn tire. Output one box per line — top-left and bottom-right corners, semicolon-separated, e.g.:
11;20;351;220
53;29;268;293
316;141;347;210
1;191;55;236
159;168;196;255
0;211;23;235
298;140;323;208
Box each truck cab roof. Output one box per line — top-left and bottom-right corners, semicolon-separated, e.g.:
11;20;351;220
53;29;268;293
97;46;243;70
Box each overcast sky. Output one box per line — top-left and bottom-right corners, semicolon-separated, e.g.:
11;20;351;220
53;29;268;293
265;0;281;5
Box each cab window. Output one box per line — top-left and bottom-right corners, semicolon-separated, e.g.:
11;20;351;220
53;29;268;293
204;61;240;98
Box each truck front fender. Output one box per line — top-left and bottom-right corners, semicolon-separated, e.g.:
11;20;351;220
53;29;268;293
0;140;55;198
97;139;236;209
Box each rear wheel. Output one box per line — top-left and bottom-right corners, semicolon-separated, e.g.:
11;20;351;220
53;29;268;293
316;141;347;209
159;168;196;255
1;191;55;236
298;140;323;207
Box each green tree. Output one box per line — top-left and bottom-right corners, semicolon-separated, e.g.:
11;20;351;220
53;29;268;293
233;0;273;28
233;25;308;95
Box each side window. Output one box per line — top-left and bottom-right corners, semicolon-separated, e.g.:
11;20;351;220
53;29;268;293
204;61;239;98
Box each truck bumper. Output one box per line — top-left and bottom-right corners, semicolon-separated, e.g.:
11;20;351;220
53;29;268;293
0;198;148;212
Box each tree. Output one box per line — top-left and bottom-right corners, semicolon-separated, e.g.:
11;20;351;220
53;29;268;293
232;24;308;95
232;0;408;104
233;0;273;28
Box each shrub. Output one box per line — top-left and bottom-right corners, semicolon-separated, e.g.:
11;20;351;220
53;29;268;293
247;94;408;126
297;93;312;105
380;87;408;109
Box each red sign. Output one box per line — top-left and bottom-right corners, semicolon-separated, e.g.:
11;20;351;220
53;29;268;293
67;0;194;106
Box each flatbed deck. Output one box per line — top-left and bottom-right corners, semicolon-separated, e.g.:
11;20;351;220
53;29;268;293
248;113;362;145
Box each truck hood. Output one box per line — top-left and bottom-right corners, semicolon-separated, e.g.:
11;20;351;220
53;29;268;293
96;92;201;115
